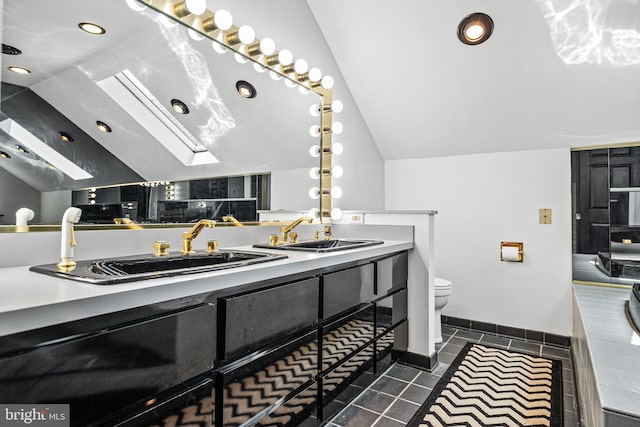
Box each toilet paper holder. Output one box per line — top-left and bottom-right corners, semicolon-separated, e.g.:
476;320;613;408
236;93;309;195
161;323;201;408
500;241;523;262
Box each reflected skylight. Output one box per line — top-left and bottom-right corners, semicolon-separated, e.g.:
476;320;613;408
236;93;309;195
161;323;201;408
537;0;640;66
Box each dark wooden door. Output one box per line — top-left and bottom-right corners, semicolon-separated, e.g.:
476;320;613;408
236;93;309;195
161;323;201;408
573;149;610;254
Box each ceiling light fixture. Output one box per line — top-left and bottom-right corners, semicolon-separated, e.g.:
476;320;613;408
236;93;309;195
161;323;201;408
170;98;190;114
458;13;494;45
2;44;22;55
97;69;218;166
78;22;106;35
59;132;74;142
17;145;29;154
236;80;257;98
0;151;10;159
96;121;112;133
7;66;30;75
0;119;93;180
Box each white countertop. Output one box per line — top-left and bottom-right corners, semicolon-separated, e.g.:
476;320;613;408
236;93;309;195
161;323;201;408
0;240;412;337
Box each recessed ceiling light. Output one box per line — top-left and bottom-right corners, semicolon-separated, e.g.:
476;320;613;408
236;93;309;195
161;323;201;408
78;22;106;35
0;151;10;159
171;98;190;114
96;121;112;133
236;80;257;99
2;44;22;55
60;132;74;142
17;145;29;154
458;13;494;45
7;66;30;75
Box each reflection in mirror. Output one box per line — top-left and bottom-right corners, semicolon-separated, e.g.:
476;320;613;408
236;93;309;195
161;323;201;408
0;0;321;227
572;145;640;286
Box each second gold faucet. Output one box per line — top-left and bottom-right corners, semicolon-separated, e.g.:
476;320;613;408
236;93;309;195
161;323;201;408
181;219;216;254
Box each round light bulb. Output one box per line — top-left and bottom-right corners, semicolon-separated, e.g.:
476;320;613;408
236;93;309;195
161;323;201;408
234;52;248;64
294;59;308;74
332;165;344;178
309;104;321;117
259;38;276;55
308;208;320;220
465;24;485;41
321;76;334;89
185;0;207;16
331;208;343;220
331;186;343;199
309;125;321;138
332;100;344;113
238;25;256;45
188;25;205;41
309;167;320;179
309;145;321;158
126;0;147;12
253;62;267;73
214;9;233;30
308;67;322;82
332;142;344;155
285;79;296;88
278;49;293;66
299;86;310;95
212;39;228;54
332;122;343;135
308;187;320;200
269;71;282;81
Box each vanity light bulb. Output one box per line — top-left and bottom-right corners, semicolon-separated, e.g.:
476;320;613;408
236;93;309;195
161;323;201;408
308;68;322;83
212;39;228;54
278;50;294;66
308;187;320;200
294;59;309;74
331;208;343;220
309;104;321;117
331;186;343;199
309;125;321;138
331;122;344;135
126;0;147;12
234;52;249;64
321;76;335;90
309;167;320;179
188;25;205;41
238;25;256;45
309;145;321;158
308;208;320;220
332;142;344;155
213;9;233;31
269;71;282;81
89;200;96;205
253;62;267;73
285;79;296;88
332;165;344;178
259;38;276;56
332;100;344;113
185;0;207;16
298;86;310;95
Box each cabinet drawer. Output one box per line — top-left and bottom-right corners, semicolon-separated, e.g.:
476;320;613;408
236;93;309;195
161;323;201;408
219;278;319;360
0;304;216;427
376;252;408;297
323;264;375;319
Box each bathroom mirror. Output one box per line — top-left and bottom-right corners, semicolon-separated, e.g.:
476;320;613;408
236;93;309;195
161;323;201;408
571;144;640;286
0;0;321;227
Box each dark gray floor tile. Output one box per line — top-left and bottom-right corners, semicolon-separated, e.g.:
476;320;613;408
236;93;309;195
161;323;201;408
430;362;450;376
334;384;362;405
353;389;395;413
384;398;421;423
437;350;459;365
509;339;542;355
447;336;472;348
440;342;464;357
332;405;379;427
373;416;405;427
414;371;443;389
298;416;322;427
441;325;457;336
352;371;376;388
385;363;421;382
563;393;577;413
435;342;444;351
541;345;571;360
479;334;511;348
399;384;432;405
452;329;482;341
563;409;579;427
322;400;346;420
371;375;410;396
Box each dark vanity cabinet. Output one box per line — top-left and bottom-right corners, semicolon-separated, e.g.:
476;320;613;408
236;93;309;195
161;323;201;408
0;251;408;427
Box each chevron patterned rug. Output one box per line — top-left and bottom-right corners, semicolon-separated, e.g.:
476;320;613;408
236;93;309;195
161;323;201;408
150;318;394;427
408;342;563;427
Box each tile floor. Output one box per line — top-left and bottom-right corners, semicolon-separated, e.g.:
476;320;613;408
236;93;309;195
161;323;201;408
325;324;581;427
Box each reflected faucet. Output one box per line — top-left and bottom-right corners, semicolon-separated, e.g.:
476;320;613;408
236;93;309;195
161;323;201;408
57;207;82;272
181;219;216;254
15;207;34;227
222;215;244;226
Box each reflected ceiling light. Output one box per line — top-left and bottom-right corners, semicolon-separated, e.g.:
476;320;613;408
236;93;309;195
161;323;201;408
309;125;321;138
96;121;112;133
269;70;282;81
188;24;205;41
234;52;249;64
78;22;106;35
7;66;30;75
126;0;147;12
253;62;267;73
201;9;233;33
308;187;320;199
2;44;22;55
0;119;93;179
457;13;494;45
235;80;257;98
309;104;321;117
97;69;218;166
284;79;297;88
0;151;10;159
59;132;74;142
226;25;255;46
173;0;207;17
16;145;29;154
170;98;190;114
212;39;228;54
309;145;321;158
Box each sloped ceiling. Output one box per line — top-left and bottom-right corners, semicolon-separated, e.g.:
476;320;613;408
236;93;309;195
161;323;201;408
307;0;640;159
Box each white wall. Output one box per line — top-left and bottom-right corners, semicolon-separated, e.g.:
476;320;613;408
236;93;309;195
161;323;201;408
40;190;72;224
385;148;573;336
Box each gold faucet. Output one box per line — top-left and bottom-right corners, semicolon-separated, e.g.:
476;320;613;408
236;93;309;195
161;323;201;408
181;219;216;254
113;217;143;229
222;215;244;226
272;217;312;245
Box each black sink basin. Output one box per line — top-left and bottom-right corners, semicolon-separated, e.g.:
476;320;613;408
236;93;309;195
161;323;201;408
254;238;383;252
30;250;287;285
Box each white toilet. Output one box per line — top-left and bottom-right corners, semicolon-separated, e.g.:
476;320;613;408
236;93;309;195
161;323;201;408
434;277;453;343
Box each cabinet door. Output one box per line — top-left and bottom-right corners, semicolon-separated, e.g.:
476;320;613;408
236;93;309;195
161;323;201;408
219;278;319;361
323;264;375;320
0;304;215;427
376;252;408;297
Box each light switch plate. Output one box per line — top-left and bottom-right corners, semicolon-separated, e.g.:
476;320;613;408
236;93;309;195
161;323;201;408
539;208;552;224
